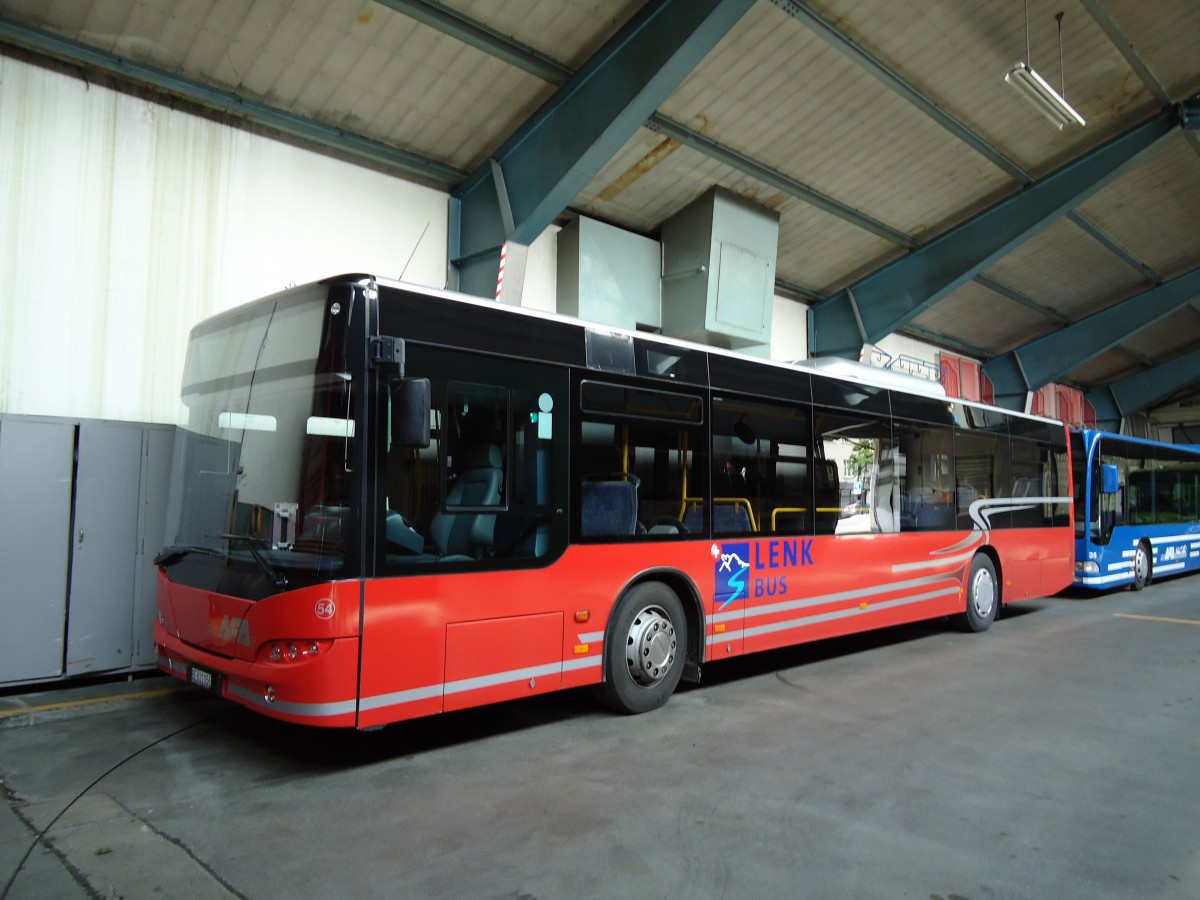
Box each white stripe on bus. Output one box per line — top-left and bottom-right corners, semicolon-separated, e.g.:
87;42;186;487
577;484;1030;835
359;655;602;715
226;683;358;718
708;573;959;627
710;584;962;645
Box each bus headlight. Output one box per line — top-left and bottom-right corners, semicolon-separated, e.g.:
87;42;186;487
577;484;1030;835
1075;561;1099;574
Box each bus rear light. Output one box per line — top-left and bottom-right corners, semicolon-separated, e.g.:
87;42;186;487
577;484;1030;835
263;640;330;664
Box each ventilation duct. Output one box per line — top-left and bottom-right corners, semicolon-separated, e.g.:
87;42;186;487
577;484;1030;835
556;216;661;331
660;187;779;353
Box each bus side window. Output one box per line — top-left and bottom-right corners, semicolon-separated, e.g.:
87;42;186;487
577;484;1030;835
577;381;704;540
1009;437;1052;528
894;420;953;532
712;396;814;536
953;427;1008;531
818;408;894;535
382;348;565;569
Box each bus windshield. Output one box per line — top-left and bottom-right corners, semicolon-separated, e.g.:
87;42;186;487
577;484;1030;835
159;286;357;600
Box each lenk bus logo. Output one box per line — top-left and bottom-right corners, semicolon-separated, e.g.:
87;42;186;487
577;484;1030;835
714;542;751;610
713;538;817;610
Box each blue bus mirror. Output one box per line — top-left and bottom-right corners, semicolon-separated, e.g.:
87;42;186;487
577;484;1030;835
392;378;431;448
1101;464;1119;494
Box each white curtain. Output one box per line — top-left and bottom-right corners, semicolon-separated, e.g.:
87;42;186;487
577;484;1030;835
0;54;449;423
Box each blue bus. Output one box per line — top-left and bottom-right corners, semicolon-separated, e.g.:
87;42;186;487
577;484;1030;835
1071;429;1200;590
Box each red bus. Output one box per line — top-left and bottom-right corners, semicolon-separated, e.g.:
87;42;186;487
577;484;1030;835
154;275;1074;728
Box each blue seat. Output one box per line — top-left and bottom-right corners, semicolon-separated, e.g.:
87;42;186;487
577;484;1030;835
684;502;753;534
581;477;638;536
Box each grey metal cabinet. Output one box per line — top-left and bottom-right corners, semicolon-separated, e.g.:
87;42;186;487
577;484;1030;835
0;418;76;684
66;421;145;676
0;415;175;687
134;425;175;667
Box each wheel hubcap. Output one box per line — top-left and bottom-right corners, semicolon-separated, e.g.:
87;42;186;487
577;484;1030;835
1135;548;1148;582
626;606;676;687
972;568;995;619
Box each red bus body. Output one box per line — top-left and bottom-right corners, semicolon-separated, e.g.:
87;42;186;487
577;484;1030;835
154;277;1073;728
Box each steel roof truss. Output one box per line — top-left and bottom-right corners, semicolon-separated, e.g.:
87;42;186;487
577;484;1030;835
447;0;754;296
808;101;1186;360
1088;347;1200;429
983;265;1200;409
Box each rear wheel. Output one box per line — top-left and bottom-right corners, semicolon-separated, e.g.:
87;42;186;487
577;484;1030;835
595;581;687;714
1131;541;1152;591
960;554;998;633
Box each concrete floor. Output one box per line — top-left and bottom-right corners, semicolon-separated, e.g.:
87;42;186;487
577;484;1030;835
3;577;1198;900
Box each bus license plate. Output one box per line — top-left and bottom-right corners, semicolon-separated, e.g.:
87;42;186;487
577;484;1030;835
187;665;221;694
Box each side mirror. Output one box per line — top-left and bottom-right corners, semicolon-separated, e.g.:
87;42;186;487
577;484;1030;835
1100;463;1119;494
392;378;431;448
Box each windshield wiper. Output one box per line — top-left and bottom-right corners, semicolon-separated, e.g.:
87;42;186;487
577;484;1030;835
217;533;290;589
154;544;222;567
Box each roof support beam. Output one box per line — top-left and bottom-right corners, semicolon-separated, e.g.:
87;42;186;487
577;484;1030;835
396;1;1158;332
1082;0;1200;160
1087;348;1200;431
447;0;753;296
807;101;1185;360
645;116;916;247
982;266;1200;410
375;0;570;83
774;0;1165;284
0;16;464;186
973;274;1070;323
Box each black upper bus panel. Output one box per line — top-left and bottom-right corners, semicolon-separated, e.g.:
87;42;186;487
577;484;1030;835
709;354;811;407
376;284;583;368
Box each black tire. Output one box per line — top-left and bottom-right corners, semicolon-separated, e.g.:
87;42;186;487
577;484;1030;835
1131;541;1152;591
595;581;687;714
960;554;999;633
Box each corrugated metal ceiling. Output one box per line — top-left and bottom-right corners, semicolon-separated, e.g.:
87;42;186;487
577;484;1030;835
1;0;1197;408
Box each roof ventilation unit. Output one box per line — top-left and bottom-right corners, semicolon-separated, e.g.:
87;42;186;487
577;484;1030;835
660;187;780;354
557;216;661;332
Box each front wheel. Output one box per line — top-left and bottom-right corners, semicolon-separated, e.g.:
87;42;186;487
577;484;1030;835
595;581;687;714
1131;541;1152;591
960;554;999;633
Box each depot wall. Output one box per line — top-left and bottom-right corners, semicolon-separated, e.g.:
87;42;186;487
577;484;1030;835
0;53;449;424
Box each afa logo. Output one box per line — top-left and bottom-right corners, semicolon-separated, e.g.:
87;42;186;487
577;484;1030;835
712;542;750;610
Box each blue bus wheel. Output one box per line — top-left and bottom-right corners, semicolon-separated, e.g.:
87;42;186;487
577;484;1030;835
1131;542;1152;591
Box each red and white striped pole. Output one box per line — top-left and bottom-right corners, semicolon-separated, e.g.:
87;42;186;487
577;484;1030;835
495;242;507;300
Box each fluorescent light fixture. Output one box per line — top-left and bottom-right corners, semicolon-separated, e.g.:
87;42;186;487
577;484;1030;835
1005;61;1085;129
307;416;355;437
218;411;277;432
